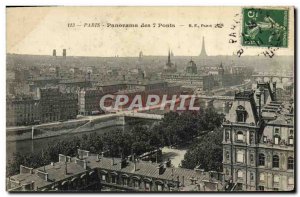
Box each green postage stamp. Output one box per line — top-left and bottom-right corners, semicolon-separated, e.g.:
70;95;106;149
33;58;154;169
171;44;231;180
242;8;289;47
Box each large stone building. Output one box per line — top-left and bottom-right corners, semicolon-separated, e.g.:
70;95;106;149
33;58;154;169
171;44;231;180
6;96;40;126
161;57;215;91
222;82;294;191
7;150;225;192
78;88;105;115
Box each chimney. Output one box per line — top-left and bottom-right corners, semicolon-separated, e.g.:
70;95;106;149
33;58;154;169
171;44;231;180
165;159;171;168
157;163;165;175
133;154;138;171
53;49;56;57
20;165;33;174
65;162;68;175
177;176;180;188
121;158;127;169
36;170;48;181
59;154;67;163
96;154;100;162
75;158;87;170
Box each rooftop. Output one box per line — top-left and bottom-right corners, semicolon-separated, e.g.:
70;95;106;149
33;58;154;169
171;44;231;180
8;154;224;191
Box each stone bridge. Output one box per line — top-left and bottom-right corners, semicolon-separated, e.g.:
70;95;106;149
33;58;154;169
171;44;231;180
252;74;293;84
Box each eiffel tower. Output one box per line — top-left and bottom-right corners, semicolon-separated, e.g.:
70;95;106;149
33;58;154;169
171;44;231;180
199;37;207;57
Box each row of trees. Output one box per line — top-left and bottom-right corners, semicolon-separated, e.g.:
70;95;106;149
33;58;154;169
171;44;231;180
7;108;224;176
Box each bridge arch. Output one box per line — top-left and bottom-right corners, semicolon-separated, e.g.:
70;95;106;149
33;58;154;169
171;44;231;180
272;77;281;83
282;77;292;84
263;77;271;82
255;77;263;82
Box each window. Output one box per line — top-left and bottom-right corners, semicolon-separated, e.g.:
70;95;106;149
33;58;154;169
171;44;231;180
101;175;106;182
250;172;254;181
273;175;279;183
273;155;279;168
145;182;151;191
289;137;294;145
237;131;244;142
237;170;243;178
123;178;128;186
290;129;294;135
226;151;230;161
259;154;265;166
134;180;140;189
225;168;229;175
225;131;230;141
260;173;265;181
274;128;280;134
274;135;280;145
258;186;264;191
273;188;279;191
236;150;244;163
288;157;294;170
236;105;248;122
157;184;163;191
111;176;117;184
263;136;267;143
288;177;294;185
250;154;254;164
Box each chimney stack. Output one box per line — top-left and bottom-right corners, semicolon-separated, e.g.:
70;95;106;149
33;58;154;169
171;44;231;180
65;162;68;175
121;158;127;169
157;163;165;175
53;49;56;57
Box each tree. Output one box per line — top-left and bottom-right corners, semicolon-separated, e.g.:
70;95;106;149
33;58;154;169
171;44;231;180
181;129;223;171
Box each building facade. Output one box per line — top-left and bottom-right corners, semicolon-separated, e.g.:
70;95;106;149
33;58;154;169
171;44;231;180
6;96;40;126
222;83;294;191
7;150;225;192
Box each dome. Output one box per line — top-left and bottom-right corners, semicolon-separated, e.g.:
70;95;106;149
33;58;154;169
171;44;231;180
186;59;197;74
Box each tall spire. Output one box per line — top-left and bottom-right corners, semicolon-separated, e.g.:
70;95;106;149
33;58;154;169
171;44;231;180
168;49;171;64
200;37;207;57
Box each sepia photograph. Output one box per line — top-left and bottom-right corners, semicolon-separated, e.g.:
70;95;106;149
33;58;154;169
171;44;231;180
5;6;295;192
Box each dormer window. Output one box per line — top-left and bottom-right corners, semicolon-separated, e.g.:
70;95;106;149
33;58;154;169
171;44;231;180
236;105;248;122
274;128;280;135
263;136;267;143
274;135;280;145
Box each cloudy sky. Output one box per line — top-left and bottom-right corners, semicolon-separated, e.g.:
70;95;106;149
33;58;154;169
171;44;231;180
7;7;294;57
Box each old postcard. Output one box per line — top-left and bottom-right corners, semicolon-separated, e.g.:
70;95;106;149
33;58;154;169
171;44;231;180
6;6;295;192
